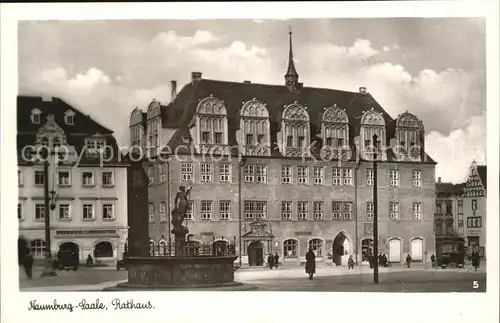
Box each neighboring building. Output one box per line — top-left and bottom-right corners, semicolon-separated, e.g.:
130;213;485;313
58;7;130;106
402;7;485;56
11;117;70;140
129;31;437;266
462;161;487;259
434;178;466;260
17;95;129;263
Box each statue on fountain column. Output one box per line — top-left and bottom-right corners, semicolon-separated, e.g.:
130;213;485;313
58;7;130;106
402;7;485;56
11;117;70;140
172;185;192;230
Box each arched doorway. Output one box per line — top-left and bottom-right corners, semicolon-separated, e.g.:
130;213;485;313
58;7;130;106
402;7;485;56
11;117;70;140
247;241;263;266
332;232;350;266
361;239;373;262
94;241;113;258
411;238;423;261
388;239;401;263
59;242;79;257
213;240;228;256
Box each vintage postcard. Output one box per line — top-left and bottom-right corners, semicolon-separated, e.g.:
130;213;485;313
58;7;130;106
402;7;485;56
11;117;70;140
1;2;499;323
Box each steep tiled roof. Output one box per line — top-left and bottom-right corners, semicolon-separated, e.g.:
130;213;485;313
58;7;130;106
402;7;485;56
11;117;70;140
436;182;465;196
17;95;128;166
477;165;487;190
160;79;435;163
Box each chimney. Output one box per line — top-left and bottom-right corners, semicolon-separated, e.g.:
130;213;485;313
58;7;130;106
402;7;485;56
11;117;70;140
438;177;442;184
41;93;52;102
359;87;367;94
243;80;251;84
170;80;177;101
191;72;202;83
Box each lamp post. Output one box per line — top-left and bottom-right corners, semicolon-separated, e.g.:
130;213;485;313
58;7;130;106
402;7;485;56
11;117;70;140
372;134;379;284
41;147;57;277
238;156;246;267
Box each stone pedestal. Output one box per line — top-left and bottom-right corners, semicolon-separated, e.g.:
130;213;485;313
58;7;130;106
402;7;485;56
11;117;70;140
172;226;189;256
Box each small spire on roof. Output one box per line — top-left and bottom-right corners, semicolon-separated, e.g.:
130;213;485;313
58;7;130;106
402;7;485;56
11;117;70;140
294;100;298;104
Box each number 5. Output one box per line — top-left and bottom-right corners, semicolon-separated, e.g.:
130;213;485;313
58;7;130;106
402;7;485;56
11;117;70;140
473;281;479;289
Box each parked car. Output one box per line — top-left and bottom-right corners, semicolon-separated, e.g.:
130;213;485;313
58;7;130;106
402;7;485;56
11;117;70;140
55;250;79;271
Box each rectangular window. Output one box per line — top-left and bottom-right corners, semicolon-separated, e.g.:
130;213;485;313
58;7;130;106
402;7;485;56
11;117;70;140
82;204;94;220
256;201;266;219
160;163;167;182
18;170;23;186
244;201;267;220
201;131;210;144
446;221;453;233
57;171;71;186
297;201;308;220
201;201;213;221
255;165;266;183
471;200;477;210
343;168;353;186
214;132;222;144
366;202;374;220
148;166;154;185
458;220;464;227
390;170;399;187
412;170;421;187
332;201;342;220
333;168;342;186
412;202;422;220
18;203;22;220
35;204;45;220
435;221;442;233
59;204;71;220
281;165;292;184
219;164;231;183
246;134;254;145
244;201;255;220
343;202;353;220
445;200;453;214
312;167;324;185
102;171;114;186
326;137;333;146
287;136;293;147
298;166;308;184
244;165;255;183
82;171;94;186
181;162;193;182
467;217;482;228
337;138;344;148
219;201;230;220
102;204;114;220
148;203;155;222
457;200;463;214
257;134;265;144
313;201;324;220
435;201;443;214
298;136;305;147
185;201;193;220
390;202;399;220
366;169;374;186
201;163;212;183
159;201;167;222
281;201;292;220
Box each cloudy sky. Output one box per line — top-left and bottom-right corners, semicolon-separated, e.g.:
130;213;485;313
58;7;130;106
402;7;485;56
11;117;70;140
18;18;486;183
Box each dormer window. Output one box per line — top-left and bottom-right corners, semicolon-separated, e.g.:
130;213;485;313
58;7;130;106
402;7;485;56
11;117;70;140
31;108;42;124
246;134;254;146
321;105;349;153
287;136;293;147
240;99;271;156
298;136;305;147
195;96;228;152
64;110;75;125
326;137;333;146
202;132;210;144
215;132;222;144
395;112;424;161
86;138;106;152
360;108;387;161
337;138;344;148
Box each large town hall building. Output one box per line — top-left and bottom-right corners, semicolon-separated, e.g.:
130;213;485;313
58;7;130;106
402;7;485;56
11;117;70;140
129;31;437;266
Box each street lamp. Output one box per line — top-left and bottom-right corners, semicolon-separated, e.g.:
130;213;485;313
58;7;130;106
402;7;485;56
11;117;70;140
372;134;379;284
40;147;57;277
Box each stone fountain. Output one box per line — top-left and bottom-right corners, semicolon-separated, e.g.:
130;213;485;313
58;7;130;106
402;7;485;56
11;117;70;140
105;161;254;291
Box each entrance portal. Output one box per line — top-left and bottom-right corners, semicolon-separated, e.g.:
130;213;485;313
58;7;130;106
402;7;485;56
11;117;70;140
59;242;79;254
247;241;264;266
361;239;373;262
332;232;349;266
94;241;113;258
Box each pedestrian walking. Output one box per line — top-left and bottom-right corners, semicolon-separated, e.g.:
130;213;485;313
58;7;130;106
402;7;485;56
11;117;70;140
472;251;480;272
383;254;388;267
348;255;355;270
305;247;316;280
406;254;412;268
267;254;274;270
274;253;279;269
23;251;34;280
378;253;384;267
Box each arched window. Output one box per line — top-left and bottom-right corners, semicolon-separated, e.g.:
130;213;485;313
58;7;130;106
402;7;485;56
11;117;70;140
196;96;228;150
159;240;168;256
395;112;423;161
281;103;310;157
283;239;298;258
360;108;386;160
411;238;423;261
322;105;349;149
149;240;156;256
308;239;323;257
94;241;113;258
30;239;46;258
240;99;271;156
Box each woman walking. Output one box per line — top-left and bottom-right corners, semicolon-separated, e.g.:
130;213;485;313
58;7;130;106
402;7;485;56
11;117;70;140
305;247;316;280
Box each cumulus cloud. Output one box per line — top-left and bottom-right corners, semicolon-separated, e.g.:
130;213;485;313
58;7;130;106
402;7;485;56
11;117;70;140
18;28;485;183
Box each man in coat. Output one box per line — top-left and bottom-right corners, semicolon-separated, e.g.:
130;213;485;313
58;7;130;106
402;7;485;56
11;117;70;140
472;251;480;272
267;254;274;270
406;254;412;268
23;251;34;280
348;255;355;270
305;247;316;280
274;253;279;269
